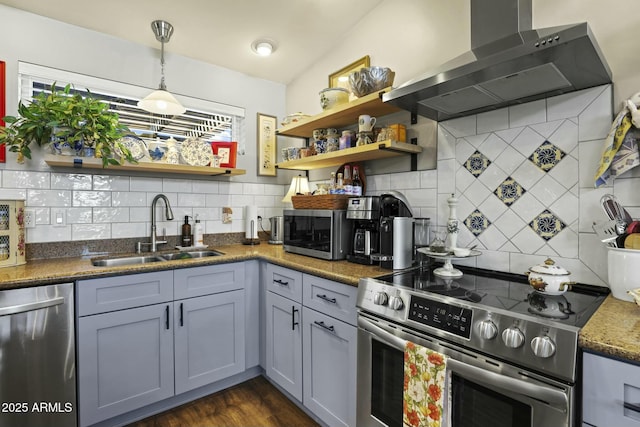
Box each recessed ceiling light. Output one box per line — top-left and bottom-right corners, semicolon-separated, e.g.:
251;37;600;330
252;39;277;56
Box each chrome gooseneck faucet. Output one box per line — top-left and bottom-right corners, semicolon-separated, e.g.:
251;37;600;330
138;194;174;253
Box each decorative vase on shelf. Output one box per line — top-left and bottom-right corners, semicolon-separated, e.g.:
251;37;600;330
446;193;459;250
165;137;180;164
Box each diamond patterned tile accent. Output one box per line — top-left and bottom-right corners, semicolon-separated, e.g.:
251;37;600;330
528;209;566;241
464;209;491;236
528;141;566;172
494;177;526;206
464;150;491;177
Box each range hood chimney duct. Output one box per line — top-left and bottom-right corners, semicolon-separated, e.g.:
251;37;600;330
383;0;612;122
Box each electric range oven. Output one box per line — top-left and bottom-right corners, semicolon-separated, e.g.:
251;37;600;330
356;265;608;427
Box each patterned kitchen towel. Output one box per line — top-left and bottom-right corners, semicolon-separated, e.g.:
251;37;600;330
403;341;450;427
594;111;639;187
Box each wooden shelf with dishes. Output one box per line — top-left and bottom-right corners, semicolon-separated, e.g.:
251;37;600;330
43;154;246;176
276;87;403;138
276;86;421;170
276;140;422;171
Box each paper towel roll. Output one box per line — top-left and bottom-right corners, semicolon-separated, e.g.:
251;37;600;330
245;206;258;239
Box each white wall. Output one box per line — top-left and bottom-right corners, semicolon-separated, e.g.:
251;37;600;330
0;5;292;243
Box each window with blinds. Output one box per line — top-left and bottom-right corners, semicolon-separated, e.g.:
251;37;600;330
17;62;245;149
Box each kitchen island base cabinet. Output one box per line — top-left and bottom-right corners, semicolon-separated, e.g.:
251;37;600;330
583;351;640;426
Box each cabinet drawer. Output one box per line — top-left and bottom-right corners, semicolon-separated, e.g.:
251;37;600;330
174;262;244;300
266;264;302;302
583;352;640;426
77;271;173;316
303;274;357;325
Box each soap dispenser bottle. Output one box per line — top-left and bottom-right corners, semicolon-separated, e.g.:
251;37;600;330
181;216;192;247
194;214;204;247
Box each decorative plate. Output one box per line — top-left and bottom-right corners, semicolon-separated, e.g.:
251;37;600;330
115;135;148;161
181;137;214;166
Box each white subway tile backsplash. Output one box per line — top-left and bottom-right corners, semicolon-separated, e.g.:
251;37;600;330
130;207;151;222
436;127;456;160
510;127;546;157
242;183;264;195
28;225;71;243
191;180;219;194
51;173;92;190
72;224;111;240
390;172;421;189
547;85;605;122
548;120;578;154
547;228;579;258
66;207;93;224
111;222;147;239
206;194;232;208
163;178;193;193
130;176;162;192
0;189;27;200
437;159;455;195
72;191;111;207
478;133;508;161
112;191;147;207
440;115;476;138
579;86;614;140
93;175;130;191
4;171;50;189
219;182;244;195
93;207;129;223
178;193;206;207
530;119;563;139
28;189;72;207
419;170;438;188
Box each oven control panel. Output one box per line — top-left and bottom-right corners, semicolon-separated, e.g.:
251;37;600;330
408;295;472;339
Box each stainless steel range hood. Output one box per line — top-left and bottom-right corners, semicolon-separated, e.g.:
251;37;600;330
383;0;612;122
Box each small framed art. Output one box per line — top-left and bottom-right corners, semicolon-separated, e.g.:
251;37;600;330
211;141;237;168
257;113;277;176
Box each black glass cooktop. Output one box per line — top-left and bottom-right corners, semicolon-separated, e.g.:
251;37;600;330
376;265;609;327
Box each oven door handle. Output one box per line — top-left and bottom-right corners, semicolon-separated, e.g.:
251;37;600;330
359;316;569;408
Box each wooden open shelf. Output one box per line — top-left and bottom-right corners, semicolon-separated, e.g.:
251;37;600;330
277;87;402;138
44;154;246;176
276;140;422;171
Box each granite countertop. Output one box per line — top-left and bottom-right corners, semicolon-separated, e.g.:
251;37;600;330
0;243;390;290
579;295;640;363
5;242;640;364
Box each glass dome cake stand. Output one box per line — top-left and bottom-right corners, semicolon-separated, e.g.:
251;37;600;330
417;247;482;278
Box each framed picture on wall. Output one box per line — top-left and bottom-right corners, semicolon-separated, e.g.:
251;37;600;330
257;112;277;176
328;55;370;90
211;141;237;168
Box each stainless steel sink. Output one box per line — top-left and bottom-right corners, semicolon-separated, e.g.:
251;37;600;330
161;250;223;260
91;255;166;267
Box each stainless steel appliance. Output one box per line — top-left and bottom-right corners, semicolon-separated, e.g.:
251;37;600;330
283;209;350;260
347;197;380;265
384;0;612;121
374;193;413;270
269;215;284;244
0;282;76;427
356;266;608;427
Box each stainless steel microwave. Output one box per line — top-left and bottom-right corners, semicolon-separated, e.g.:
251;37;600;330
283;209;350;260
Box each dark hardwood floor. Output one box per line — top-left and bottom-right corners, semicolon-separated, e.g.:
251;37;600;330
127;376;320;427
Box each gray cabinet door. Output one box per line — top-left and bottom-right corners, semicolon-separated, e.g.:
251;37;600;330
265;291;303;401
583;352;640;427
78;303;174;427
302;306;357;427
174;290;246;394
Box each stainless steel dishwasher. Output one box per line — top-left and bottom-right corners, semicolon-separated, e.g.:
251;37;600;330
0;282;76;427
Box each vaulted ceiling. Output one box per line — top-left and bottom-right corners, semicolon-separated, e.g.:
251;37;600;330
0;0;384;84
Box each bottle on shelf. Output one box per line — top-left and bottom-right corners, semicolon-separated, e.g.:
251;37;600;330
336;173;345;194
181;216;192;247
352;166;363;196
343;164;353;195
329;172;337;194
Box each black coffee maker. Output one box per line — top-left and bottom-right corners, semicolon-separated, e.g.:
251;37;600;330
346;196;380;265
346;192;412;266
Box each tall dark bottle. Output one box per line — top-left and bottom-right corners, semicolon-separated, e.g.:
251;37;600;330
352;166;363;196
181;215;192;247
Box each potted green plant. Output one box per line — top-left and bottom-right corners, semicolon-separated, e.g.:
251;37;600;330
0;83;135;167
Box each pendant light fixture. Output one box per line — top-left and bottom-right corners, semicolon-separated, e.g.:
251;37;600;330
138;20;186;116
